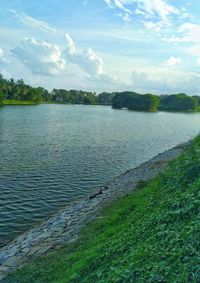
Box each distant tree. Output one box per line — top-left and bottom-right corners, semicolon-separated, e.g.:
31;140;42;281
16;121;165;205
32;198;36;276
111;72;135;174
112;92;160;112
0;91;4;106
0;74;50;104
0;72;199;112
83;93;97;105
112;92;127;109
148;94;160;112
159;94;197;111
51;89;97;105
98;92;116;105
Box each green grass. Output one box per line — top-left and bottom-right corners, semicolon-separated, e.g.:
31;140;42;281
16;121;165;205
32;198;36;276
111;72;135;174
3;100;38;105
4;137;200;283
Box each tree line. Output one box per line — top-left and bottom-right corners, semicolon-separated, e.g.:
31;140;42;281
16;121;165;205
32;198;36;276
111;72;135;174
0;74;46;106
0;74;114;106
0;74;200;112
112;92;160;112
112;91;200;112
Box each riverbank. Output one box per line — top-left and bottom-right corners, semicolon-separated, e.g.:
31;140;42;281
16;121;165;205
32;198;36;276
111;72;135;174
0;141;191;281
2;100;200;113
3;100;38;105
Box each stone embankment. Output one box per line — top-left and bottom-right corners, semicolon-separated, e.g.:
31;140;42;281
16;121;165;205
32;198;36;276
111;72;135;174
0;142;190;280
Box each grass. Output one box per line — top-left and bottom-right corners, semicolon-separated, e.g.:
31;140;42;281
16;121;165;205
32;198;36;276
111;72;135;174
3;100;38;105
4;137;200;283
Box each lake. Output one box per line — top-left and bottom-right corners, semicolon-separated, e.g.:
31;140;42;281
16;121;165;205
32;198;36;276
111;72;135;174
1;104;200;247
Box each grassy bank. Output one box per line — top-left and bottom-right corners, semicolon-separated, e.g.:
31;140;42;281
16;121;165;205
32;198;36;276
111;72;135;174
5;137;200;283
3;100;38;105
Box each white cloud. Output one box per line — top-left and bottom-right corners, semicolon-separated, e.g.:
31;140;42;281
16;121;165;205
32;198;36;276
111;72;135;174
178;25;200;61
131;70;170;93
10;33;115;87
116;12;131;23
163;56;182;67
163;23;200;67
0;69;11;79
10;10;56;33
86;72;126;92
187;44;200;57
65;33;104;75
104;0;179;23
0;48;3;57
164;23;200;43
65;34;77;55
144;21;162;32
12;38;66;76
135;0;179;20
131;68;200;94
197;59;200;66
105;0;131;13
178;23;200;43
0;48;10;64
64;33;127;91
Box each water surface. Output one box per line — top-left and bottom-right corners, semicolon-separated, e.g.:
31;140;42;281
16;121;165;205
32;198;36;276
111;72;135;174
1;105;200;247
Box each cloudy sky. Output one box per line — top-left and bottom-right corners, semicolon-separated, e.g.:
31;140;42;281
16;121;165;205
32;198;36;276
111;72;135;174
0;0;200;94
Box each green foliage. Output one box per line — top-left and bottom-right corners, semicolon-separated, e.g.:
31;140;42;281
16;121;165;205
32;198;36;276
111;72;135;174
0;90;4;106
3;100;36;105
112;92;200;112
6;136;200;283
112;92;160;112
149;93;160;112
52;89;97;105
97;92;116;105
159;93;198;112
0;74;98;106
136;179;150;190
0;75;48;104
1;73;200;111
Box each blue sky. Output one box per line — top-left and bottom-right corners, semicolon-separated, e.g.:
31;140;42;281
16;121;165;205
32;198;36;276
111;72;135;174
0;0;200;94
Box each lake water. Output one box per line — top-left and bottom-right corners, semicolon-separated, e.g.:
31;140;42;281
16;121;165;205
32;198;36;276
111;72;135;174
1;104;200;247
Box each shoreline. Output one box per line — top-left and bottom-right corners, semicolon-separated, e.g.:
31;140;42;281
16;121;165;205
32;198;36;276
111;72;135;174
0;141;190;280
2;102;200;113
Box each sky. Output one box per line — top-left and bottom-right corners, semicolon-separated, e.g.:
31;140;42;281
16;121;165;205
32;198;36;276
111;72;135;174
0;0;200;94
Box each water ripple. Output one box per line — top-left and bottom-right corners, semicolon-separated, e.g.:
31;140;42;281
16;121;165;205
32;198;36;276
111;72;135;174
1;105;200;247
